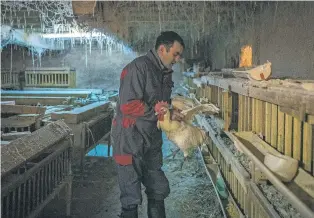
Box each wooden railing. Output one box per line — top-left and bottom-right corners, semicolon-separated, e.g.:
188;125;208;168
25;68;76;88
185;73;314;218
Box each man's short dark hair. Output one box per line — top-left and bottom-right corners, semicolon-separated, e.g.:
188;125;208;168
155;31;185;51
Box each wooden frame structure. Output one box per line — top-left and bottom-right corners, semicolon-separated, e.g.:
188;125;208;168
186;74;314;218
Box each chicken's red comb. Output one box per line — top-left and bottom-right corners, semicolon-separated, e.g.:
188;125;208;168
154;101;169;113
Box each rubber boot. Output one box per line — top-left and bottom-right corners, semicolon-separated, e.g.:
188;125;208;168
120;205;138;218
147;199;166;218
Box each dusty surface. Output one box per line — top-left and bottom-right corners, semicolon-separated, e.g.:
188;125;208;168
259;184;302;218
42;133;223;218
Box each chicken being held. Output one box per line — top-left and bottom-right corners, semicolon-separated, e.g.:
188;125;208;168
154;100;219;170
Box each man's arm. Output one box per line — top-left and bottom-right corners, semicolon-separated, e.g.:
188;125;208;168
119;66;146;121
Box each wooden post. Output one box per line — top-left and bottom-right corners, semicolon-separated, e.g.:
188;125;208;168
293;118;302;161
277;109;285;153
265;102;272;144
238;95;243;132
271;104;278;149
247;97;252;131
256;99;264;136
217;88;222;108
252;98;256;133
206;86;212;102
302;122;313;173
224;91;232;131
284;114;293;157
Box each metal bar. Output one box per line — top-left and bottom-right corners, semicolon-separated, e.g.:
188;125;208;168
48;162;52;197
22;182;26;218
17;185;21;218
40;168;44;204
6;194;10;218
1;140;71;195
32;173;37;210
27;179;32;215
27;176;71;218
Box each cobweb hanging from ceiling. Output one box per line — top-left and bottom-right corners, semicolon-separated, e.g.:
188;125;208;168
1;0;79;33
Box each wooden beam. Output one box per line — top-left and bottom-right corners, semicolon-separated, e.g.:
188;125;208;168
280;105;306;122
200;76;314;115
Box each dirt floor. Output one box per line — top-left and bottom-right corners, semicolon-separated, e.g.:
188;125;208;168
42;133;224;218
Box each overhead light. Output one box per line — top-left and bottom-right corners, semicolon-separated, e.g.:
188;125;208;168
42;32;107;39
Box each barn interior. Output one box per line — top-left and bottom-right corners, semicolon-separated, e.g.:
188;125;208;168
1;1;314;218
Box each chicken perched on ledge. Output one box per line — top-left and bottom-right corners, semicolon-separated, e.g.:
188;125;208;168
154;99;219;169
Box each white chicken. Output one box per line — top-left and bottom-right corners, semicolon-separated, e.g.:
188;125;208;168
154;96;219;170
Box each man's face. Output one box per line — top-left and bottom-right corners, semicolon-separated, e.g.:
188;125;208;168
159;41;184;68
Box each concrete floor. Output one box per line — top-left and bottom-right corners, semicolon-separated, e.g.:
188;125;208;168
42;135;223;218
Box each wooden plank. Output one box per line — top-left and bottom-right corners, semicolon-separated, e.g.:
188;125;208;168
284;114;293;157
51;101;110;124
256;99;264;135
238;95;243;132
201;76;314;115
217;88;222;108
243;96;248;131
293;118;302;161
265;102;272;144
1;105;46;115
252;98;256;132
207;86;212;102
247;97;252;131
307;115;314;125
277;110;285;153
224;91;233;131
271;104;278;149
261;101;266;137
302;123;313;173
280;105;306;122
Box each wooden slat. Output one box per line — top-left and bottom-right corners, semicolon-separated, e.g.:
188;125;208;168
247;97;252;131
277;110;285;153
293;118;302;161
224;91;232;131
256;99;264;135
307;115;314;125
207;86;212;102
252;98;256;132
302;122;313;173
265;102;272;144
238;95;243;131
284;114;293;157
271;104;278;149
243;96;248;131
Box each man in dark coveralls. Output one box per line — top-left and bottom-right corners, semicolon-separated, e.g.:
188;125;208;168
111;31;185;218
